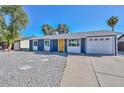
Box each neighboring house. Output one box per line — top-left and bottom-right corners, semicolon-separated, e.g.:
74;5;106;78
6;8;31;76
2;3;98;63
29;30;118;55
118;34;124;52
13;41;20;51
14;36;36;51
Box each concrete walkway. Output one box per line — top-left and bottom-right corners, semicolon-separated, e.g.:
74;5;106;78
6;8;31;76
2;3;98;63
60;55;99;87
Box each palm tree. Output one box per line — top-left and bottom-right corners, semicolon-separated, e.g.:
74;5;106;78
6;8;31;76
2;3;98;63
50;28;58;35
41;24;69;35
106;16;119;31
57;24;69;34
42;24;52;35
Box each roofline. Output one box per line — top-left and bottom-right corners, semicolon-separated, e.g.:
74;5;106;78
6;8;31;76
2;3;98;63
29;30;117;40
118;34;124;40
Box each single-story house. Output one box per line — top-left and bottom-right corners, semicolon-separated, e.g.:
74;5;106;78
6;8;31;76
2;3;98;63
29;30;118;55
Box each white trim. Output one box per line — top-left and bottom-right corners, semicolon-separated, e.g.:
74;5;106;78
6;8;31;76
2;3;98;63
67;38;81;53
33;40;38;51
44;40;50;51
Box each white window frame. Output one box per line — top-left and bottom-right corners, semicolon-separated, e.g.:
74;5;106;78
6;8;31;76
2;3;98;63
44;40;50;47
68;39;79;47
34;41;38;46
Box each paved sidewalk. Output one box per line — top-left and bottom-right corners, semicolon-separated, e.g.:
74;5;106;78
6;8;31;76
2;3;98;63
60;55;99;87
91;55;124;87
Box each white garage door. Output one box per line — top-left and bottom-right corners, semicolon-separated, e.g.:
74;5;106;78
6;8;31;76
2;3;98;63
86;36;115;54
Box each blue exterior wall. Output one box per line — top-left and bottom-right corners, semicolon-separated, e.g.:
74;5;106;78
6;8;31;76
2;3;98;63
50;39;58;52
81;38;85;53
50;40;53;52
29;40;33;51
65;39;67;53
38;39;44;51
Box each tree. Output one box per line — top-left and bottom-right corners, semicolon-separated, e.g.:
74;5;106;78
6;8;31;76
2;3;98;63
57;24;69;34
0;5;29;51
106;16;119;31
42;24;52;35
41;24;69;35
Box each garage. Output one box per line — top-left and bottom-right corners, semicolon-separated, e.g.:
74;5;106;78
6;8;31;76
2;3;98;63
86;36;115;54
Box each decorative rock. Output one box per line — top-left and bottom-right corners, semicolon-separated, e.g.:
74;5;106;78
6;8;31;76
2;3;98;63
41;55;47;58
26;60;34;63
0;71;3;76
0;51;67;87
18;65;32;71
42;59;49;62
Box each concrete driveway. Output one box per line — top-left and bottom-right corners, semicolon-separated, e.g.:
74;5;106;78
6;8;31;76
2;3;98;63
60;54;124;87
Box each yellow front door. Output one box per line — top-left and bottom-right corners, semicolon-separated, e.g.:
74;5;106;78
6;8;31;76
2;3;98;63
59;39;64;52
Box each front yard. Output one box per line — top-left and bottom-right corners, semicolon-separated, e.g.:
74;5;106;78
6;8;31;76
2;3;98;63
0;51;67;87
1;51;124;87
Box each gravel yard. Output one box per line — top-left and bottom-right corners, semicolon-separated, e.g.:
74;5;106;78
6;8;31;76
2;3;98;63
0;51;67;87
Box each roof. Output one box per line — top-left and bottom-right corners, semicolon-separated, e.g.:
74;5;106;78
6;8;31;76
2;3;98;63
115;32;124;39
31;30;118;40
20;36;37;40
118;34;124;41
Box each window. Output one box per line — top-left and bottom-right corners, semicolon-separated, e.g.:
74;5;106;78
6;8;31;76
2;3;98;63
106;38;109;40
100;38;104;41
45;40;50;46
94;38;98;41
89;38;93;41
34;41;38;46
69;39;79;47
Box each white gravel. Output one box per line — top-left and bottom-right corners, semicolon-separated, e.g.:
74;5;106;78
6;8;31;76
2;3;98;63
26;60;35;63
41;59;49;62
18;65;32;71
0;51;67;87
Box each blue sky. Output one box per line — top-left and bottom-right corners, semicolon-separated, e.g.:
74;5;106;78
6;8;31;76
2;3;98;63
22;5;124;37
